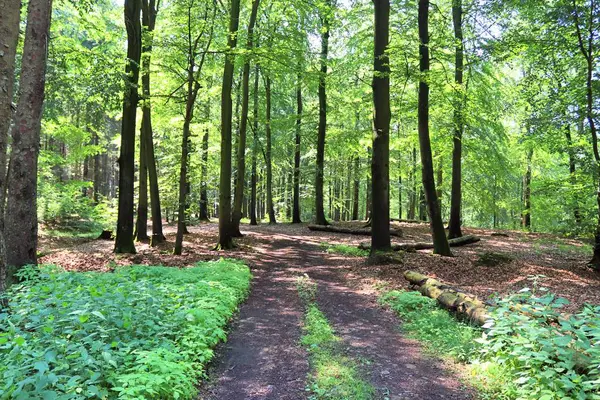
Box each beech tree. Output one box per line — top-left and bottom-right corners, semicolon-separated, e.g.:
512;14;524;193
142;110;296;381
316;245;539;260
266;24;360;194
217;0;241;249
370;0;391;253
5;0;54;266
114;0;142;254
417;0;451;256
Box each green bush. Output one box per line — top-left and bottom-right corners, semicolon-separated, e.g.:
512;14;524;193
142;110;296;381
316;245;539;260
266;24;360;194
481;288;600;400
0;260;251;399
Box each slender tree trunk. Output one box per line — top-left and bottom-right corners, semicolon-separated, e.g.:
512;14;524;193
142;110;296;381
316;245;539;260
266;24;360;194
293;72;303;223
250;67;259;225
114;0;141;254
218;0;241;249
199;108;209;221
522;148;532;230
371;0;391;253
448;0;464;239
0;0;21;228
352;156;360;220
93;132;101;203
315;0;331;226
565;125;581;224
265;75;276;224
418;0;451;256
232;0;260;235
139;0;164;245
408;146;417;219
5;0;53;268
135;121;149;241
345;157;352;220
365;146;372;221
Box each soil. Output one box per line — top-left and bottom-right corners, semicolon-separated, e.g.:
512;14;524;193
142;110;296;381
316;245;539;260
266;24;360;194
38;221;600;399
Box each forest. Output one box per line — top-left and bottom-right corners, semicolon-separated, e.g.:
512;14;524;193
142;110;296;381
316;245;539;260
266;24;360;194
0;0;600;399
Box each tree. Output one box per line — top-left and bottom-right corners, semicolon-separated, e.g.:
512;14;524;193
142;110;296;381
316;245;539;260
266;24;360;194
0;0;21;227
4;0;53;269
137;0;165;245
371;0;391;253
174;1;216;255
114;0;142;254
232;0;260;236
448;0;464;239
250;65;260;226
292;71;303;223
217;0;241;249
315;0;331;226
265;75;276;224
417;0;451;256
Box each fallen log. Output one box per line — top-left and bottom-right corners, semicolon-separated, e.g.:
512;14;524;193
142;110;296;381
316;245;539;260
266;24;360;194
308;224;403;237
391;218;427;224
403;270;490;326
359;234;480;251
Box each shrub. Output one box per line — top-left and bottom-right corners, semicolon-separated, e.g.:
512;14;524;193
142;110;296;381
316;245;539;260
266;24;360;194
0;260;251;399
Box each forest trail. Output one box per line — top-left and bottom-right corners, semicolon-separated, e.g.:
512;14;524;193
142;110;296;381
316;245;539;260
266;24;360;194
199;226;472;400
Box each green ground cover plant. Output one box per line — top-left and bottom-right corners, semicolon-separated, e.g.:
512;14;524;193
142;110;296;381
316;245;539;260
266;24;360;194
380;289;600;400
0;259;251;400
320;243;369;258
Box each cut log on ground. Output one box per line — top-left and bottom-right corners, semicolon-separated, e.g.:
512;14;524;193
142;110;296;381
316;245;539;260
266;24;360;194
308;224;403;237
358;234;480;251
391;218;427;224
403;270;490;326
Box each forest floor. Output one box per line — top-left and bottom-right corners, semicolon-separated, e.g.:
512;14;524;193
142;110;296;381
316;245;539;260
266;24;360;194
37;221;600;399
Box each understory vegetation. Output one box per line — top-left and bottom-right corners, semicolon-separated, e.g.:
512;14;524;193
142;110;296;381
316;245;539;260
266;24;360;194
320;243;369;258
0;260;251;399
380;289;600;400
296;276;375;400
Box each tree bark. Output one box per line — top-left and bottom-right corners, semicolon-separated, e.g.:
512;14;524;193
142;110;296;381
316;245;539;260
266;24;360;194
418;0;451;256
218;0;241;249
371;0;391;253
114;0;141;254
250;66;259;226
199;108;210;221
352;156;360;220
139;0;164;245
448;0;464;239
565;125;581;224
0;0;21;227
5;0;53;268
293;72;303;223
265;75;276;224
522;148;532;230
135;119;149;241
315;0;331;226
232;0;260;235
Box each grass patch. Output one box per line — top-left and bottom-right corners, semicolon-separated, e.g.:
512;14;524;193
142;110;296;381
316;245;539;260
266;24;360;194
42;219;104;239
0;259;251;399
296;276;375;400
533;237;593;257
320;243;368;257
379;291;516;398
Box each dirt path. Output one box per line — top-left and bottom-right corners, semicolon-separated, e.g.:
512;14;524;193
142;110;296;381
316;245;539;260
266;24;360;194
199;226;472;400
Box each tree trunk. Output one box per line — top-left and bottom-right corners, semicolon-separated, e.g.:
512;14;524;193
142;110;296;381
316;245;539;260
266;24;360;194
93;131;101;203
218;0;241;249
232;0;260;235
448;0;464;239
0;0;21;227
140;0;164;246
293;72;303;223
199;114;209;221
135;119;149;241
418;0;451;256
315;0;330;226
114;0;141;254
265;75;276;224
250;67;259;225
371;0;391;253
522;148;532;230
408;146;417;220
352;156;360;220
565;125;581;224
5;0;53;268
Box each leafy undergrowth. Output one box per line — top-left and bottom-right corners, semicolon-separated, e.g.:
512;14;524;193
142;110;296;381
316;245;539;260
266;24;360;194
0;259;251;400
380;289;600;400
320;243;369;258
296;275;375;400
